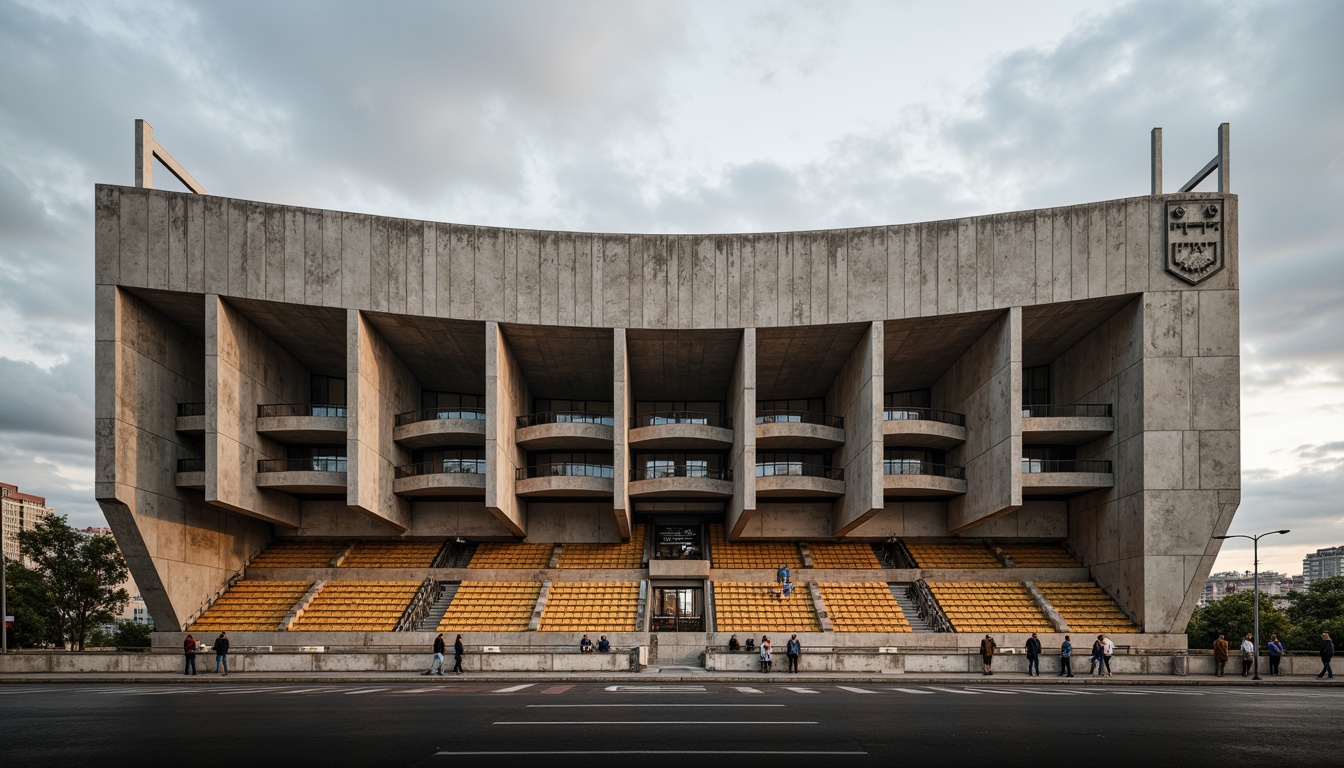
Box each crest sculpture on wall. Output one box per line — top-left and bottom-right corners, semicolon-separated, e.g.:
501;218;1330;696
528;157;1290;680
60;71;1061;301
1165;199;1225;284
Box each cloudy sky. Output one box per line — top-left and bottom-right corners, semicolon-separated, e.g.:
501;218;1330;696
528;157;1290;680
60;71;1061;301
1;0;1340;575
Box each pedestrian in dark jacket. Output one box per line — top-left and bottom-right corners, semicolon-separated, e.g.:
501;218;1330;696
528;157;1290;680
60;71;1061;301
1025;633;1042;677
786;634;802;673
1267;635;1285;676
212;632;230;676
1213;635;1229;677
980;635;997;675
1059;635;1074;677
183;634;197;676
453;634;465;675
424;633;446;675
1090;636;1105;676
1318;632;1335;679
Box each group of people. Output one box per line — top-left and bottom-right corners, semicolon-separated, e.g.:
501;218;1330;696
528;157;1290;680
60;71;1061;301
423;633;466;675
728;633;803;672
978;633;1115;677
1212;631;1334;678
579;634;611;653
181;632;230;675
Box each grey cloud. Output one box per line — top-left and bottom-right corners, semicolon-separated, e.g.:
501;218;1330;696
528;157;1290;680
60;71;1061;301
0;350;94;440
1238;465;1344;573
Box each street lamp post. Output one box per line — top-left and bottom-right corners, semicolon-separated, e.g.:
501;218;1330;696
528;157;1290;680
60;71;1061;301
1214;529;1290;680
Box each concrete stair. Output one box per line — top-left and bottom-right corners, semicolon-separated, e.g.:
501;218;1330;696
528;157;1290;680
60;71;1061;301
890;582;936;633
415;583;459;632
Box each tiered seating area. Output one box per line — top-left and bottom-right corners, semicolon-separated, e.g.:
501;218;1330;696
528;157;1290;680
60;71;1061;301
189;581;312;631
713;581;820;632
557;525;646;569
538;582;641;631
1038;582;1138;633
709;525;802;569
926;581;1054;632
341;540;444;568
999;544;1081;568
818;582;911;632
467;542;554;569
809;543;881;569
289;581;421;631
250;540;345;568
439;582;541;631
905;542;1003;569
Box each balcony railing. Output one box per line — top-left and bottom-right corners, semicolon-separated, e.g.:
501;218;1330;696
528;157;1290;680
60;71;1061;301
516;411;615;428
1021;459;1113;474
630;465;733;482
395;459;487;479
755;462;843;481
631;412;733;429
395;407;487;427
882;460;966;480
257;457;347;473
882;407;966;427
176;458;205;473
1021;403;1113;418
755;411;844;429
257;403;348;418
177;402;206;417
516;463;615;480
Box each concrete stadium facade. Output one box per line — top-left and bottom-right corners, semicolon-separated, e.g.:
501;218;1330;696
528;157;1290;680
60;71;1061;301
94;174;1240;646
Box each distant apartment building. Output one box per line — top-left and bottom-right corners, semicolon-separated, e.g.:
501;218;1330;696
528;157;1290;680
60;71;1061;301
1303;546;1344;589
1198;570;1303;607
1;482;54;565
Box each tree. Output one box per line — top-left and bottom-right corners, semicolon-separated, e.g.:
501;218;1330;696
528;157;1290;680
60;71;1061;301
17;516;129;651
1286;576;1344;652
1185;590;1291;650
1;558;63;648
113;620;153;648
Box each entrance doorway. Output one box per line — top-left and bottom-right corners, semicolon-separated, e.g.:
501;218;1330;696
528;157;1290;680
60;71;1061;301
651;587;704;632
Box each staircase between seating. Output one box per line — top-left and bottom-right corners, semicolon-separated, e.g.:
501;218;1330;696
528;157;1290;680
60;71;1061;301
415;582;460;631
890;582;936;632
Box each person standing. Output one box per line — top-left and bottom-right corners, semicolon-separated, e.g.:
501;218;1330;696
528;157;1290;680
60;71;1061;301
1267;634;1285;676
786;634;802;673
759;635;772;673
1102;634;1116;677
776;564;790;587
453;634;464;675
980;635;997;676
212;632;230;676
1090;636;1105;677
1213;634;1229;677
1240;633;1255;677
1059;635;1075;678
1318;632;1335;679
1025;633;1042;677
425;633;446;675
183;634;197;676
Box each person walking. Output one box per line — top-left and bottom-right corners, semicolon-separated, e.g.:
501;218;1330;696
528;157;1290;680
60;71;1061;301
1240;633;1255;677
452;634;464;675
1318;632;1335;679
1102;634;1115;677
424;633;446;675
183;634;198;676
1089;636;1105;677
1059;635;1075;677
980;635;997;675
212;632;230;676
1213;634;1229;677
1267;634;1285;676
759;635;773;673
786;634;802;673
1025;633;1042;677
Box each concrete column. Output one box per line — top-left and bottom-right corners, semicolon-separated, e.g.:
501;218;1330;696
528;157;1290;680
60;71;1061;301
831;322;883;536
727;329;757;538
347;310;414;532
205;295;302;528
939;307;1023;533
485;322;527;536
612;328;632;539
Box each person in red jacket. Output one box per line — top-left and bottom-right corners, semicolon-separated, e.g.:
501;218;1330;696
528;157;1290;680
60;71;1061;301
183;634;198;676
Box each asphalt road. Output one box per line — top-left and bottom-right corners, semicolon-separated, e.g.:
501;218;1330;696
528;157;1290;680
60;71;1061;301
2;681;1339;767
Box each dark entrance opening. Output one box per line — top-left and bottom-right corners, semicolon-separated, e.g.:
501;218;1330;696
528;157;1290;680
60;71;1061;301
651;587;704;632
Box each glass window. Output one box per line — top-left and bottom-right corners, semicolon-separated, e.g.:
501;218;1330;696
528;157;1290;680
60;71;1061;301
1023;365;1050;406
311;375;347;407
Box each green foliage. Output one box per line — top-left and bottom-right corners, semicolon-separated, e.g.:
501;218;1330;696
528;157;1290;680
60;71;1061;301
85;627;116;649
2;558;64;648
1186;590;1291;650
113;621;153;648
17;515;130;651
1285;577;1344;652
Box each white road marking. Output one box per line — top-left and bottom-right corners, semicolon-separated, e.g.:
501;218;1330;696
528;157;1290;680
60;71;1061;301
734;687;763;694
890;687;934;694
785;687;818;694
962;688;1018;694
436;751;866;756
494;721;815;726
836;686;877;694
604;685;706;693
343;688;389;695
924;687;980;695
492;684;536;693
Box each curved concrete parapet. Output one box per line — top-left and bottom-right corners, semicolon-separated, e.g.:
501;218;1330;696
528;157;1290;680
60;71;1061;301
756;421;845;450
882;474;967;498
756;474;845;498
1021;416;1115;445
255;470;347;494
516;422;614;450
256;415;347;443
515;475;614;497
628;423;733;449
393;472;487;497
393;418;486;449
628;476;734;498
1020;471;1114;495
881;419;967;449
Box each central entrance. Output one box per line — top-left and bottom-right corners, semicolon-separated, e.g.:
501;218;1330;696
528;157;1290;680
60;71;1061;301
651;587;704;632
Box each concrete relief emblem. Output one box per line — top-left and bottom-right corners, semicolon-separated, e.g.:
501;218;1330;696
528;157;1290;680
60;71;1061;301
1165;200;1225;284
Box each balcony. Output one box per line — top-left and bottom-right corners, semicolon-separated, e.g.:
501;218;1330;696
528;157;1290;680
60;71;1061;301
628;465;734;499
256;404;347;443
882;460;967;498
755;411;845;450
1020;458;1114;496
393;458;487;497
175;457;204;491
515;462;614;497
1021;404;1115;445
176;402;205;435
629;412;733;449
515;412;614;450
882;407;967;449
394;407;487;449
255;457;347;494
755;461;845;498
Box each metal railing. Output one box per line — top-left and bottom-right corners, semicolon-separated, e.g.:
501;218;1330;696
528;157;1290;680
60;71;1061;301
257;403;348;418
395;407;487;426
755;462;843;481
910;581;954;633
882;407;966;426
394;459;487;479
631;411;733;429
882;460;965;480
176;402;205;417
630;465;733;481
1020;459;1113;474
257;457;348;473
755;411;844;429
1020;403;1113;418
517;411;615;428
516;463;615;480
176;458;205;473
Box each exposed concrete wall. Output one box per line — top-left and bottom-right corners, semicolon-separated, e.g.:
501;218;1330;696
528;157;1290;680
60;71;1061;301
850;499;1066;538
727;329;756;538
831;322;883;535
297;500;513;538
612;329;632;539
347;310;415;532
938;308;1022;533
485;322;526;536
205;296;304;527
526;503;625;543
